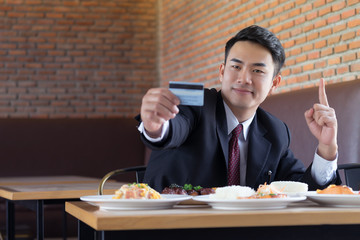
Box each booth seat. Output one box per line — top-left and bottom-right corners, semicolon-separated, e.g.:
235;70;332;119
0;118;144;178
261;80;360;168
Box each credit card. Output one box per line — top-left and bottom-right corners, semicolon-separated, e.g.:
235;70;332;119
169;81;204;106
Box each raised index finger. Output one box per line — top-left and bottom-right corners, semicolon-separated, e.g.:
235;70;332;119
319;78;329;106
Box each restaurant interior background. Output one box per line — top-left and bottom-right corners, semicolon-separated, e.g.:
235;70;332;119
0;0;359;118
0;0;359;239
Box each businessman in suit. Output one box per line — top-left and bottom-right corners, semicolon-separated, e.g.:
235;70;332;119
138;25;340;192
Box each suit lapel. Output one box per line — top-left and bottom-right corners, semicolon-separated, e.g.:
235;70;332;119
215;92;230;169
246;113;272;188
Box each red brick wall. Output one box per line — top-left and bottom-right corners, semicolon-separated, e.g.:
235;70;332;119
0;0;359;118
0;0;156;118
158;0;360;93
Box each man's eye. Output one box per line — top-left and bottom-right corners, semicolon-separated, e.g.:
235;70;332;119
231;65;240;69
253;69;264;73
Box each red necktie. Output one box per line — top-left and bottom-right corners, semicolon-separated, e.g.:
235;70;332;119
227;124;242;186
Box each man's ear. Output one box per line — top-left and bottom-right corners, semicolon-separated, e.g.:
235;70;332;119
219;63;225;83
270;74;281;94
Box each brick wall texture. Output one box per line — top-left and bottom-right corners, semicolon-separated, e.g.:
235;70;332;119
0;0;157;118
0;0;359;118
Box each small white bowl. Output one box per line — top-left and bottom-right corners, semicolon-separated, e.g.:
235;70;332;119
270;181;308;196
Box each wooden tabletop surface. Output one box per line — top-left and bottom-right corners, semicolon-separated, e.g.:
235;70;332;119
0;180;126;200
0;175;103;186
65;200;360;231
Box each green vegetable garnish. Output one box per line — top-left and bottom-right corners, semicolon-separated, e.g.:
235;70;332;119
183;184;193;190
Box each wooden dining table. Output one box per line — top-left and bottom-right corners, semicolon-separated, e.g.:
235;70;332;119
0;176;124;240
66;199;360;240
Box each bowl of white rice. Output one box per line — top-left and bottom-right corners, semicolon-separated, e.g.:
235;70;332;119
270;181;308;196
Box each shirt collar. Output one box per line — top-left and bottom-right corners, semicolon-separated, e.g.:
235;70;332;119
223;101;255;141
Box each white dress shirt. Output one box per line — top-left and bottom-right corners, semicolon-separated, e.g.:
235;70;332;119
223;101;337;186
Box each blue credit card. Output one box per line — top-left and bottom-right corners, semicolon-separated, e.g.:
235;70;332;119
169;81;204;106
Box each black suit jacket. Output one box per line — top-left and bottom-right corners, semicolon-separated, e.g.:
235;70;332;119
141;89;340;191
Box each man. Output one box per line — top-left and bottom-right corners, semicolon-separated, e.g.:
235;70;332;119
138;25;340;192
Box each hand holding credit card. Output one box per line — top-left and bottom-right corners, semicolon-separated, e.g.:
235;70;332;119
169;81;204;106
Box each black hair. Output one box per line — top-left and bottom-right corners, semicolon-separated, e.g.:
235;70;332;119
224;25;285;76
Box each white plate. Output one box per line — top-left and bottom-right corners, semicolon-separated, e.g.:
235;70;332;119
306;191;360;207
192;195;306;210
80;194;192;210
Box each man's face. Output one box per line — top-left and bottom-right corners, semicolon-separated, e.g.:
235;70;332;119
219;41;280;120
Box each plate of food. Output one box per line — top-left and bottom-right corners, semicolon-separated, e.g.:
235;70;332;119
81;183;192;210
305;185;360;207
193;184;306;210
